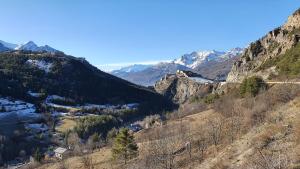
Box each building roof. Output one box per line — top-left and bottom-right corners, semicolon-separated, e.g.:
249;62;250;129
54;147;67;154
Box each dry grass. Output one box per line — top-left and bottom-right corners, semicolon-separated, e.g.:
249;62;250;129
56;117;77;133
37;147;114;169
135;109;217;143
37;84;300;169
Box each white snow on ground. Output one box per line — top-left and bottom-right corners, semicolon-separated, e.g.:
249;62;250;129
26;59;53;73
45;95;139;111
81;104;117;109
45;95;74;104
27;91;43;97
46;95;66;102
0;98;41;121
25;123;48;132
47;103;78;110
51;111;69;117
188;77;214;83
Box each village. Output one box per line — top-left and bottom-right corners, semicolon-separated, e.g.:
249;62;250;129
0;92;141;169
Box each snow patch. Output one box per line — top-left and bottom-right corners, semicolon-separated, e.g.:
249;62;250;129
27;91;43;98
26;59;53;73
0;98;41;121
188;77;214;83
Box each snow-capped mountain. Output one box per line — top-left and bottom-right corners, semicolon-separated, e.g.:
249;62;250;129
218;47;244;60
16;41;39;51
174;50;225;69
0;40;60;53
110;48;244;86
173;48;244;69
15;41;59;53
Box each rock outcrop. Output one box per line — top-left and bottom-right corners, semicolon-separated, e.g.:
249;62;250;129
227;8;300;82
154;71;217;104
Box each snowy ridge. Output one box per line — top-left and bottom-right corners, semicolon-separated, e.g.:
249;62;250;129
0;40;60;53
173;48;244;69
16;41;59;53
188;77;214;83
111;48;244;73
174;50;225;68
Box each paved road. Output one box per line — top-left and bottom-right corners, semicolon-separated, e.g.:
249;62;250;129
264;81;300;84
224;81;300;85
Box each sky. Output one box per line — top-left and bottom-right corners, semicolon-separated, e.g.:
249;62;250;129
0;0;299;71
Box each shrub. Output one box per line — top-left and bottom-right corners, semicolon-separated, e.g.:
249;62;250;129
203;93;220;104
239;76;266;97
74;115;118;139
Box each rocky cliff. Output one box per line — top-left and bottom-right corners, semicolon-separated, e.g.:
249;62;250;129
227;9;300;82
154;71;217;104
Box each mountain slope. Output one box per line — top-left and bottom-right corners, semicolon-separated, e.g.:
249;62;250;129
15;41;59;53
0;43;10;52
111;48;243;86
194;55;240;81
111;64;151;78
0;51;171;109
227;9;300;82
174;50;225;68
113;62;192;86
0;40;60;53
0;40;17;49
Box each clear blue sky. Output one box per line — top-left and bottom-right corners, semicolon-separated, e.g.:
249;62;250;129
0;0;299;71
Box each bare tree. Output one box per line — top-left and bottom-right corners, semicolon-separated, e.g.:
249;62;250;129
81;155;94;169
143;124;187;169
65;131;82;154
246;148;290;169
57;159;69;169
207;116;224;146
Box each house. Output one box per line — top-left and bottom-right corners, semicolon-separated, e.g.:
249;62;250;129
54;147;68;160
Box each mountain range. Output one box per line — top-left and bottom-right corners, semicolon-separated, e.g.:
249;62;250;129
111;48;244;86
0;40;59;53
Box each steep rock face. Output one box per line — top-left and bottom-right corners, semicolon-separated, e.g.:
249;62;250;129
154;73;216;104
227;9;300;82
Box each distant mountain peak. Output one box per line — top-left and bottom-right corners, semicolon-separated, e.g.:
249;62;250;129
0;40;60;53
174;50;227;69
111;48;243;86
16;41;39;51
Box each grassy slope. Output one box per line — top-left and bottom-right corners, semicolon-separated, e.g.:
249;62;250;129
37;95;300;169
260;43;300;79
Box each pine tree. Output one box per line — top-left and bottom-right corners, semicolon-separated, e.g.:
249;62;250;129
33;148;43;162
111;128;138;164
